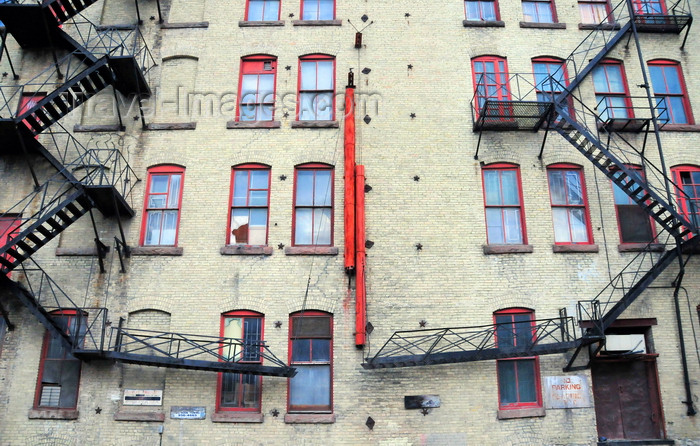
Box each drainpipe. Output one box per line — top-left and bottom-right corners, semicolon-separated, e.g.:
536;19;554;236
344;70;356;275
673;282;697;416
355;164;366;347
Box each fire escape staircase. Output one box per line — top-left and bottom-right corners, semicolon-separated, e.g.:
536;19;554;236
0;2;294;377
364;0;695;371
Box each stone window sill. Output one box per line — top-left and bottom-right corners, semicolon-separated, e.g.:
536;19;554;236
212;412;264;423
284;413;335;424
463;20;505;27
28;409;79;420
618;243;665;253
519;21;566;29
227;121;281;129
239;20;285;27
291;120;339;128
578;22;620;30
73;124;123;132
552;244;599;253
497;406;545;420
220;245;273;255
114;411;165;422
130;246;184;256
483;244;533;254
292;19;342;26
285;246;338;255
161;21;209;29
145;123;197;131
660;124;700;132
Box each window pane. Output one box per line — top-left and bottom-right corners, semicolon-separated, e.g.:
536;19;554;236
619;205;654;243
569;208;589;243
649;66;666;93
552;208;571;243
314;171;332;206
663;66;681;93
295;209;313;244
299;92;316;121
249;190;268;206
233;171;249;206
516;359;538;403
150;175;168;193
258;74;275;99
231;209;250;245
160;211;178;245
536;2;553;22
250;170;269;190
501;171;519;205
503;209;523;244
317;61;334;90
548;171;566;204
495;315;514;348
313;208;332;245
58;360;80;408
315;93;334;120
249;208;268;245
319;0;334;19
262;0;279;20
293;316;331;337
145;211;162;245
466;1;481;19
248;0;264;20
522;2;537;21
484;171;502;205
302;0;319;20
292;339;311;362
481;1;496;20
301;62;317;90
486;208;505;244
513;314;532;346
312;339;331;361
167;174;181;208
223;317;243;360
296;171;314;206
668;97;688;124
289;365;331;406
241;75;259;98
565;171;583;204
498;361;517;404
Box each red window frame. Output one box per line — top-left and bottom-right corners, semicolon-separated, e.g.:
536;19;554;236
632;0;666;15
648;59;693;125
578;0;611;23
522;0;557;23
237;55;277;122
227;164;271;246
610;165;656;244
592;59;634;121
33;310;83;410
494;308;542;410
245;0;281;21
300;0;335;20
216;310;264;412
547;163;594;245
671;165;700;229
287;311;333;413
297;54;336;121
481;163;527;245
139;165;185;247
0;215;21;276
292;163;334;246
464;0;500;21
532;56;574;120
471;56;511;119
18;92;47;134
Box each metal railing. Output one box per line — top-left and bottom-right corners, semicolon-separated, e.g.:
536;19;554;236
595;95;669;125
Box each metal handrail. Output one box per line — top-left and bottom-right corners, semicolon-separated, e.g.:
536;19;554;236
595;95;669;123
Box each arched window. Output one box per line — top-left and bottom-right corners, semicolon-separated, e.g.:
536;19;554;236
610;165;655;244
482;163;527;245
471;56;510;118
228;164;271;245
140;165;185;246
671;165;700;228
293;163;334;246
217;310;264;412
297;54;335;121
237;55;277;122
592;59;633;121
547;163;593;244
494;308;542;410
288;311;333;412
648;60;693;125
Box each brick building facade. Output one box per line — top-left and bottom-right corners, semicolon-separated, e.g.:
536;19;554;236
0;0;699;444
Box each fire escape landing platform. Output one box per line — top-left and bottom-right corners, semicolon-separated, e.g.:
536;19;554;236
473;100;552;132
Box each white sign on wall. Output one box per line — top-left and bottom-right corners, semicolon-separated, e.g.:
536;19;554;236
123;389;163;406
544;376;592;409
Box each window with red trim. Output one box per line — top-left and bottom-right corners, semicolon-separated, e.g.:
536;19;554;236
547;164;593;244
648;60;693;125
245;0;280;21
672;165;700;229
288;311;332;413
237;56;277;122
465;0;499;21
494;308;542;409
293;164;333;246
301;0;334;20
18;92;47;134
632;0;666;14
298;55;335;121
482;164;527;244
522;0;556;23
592;60;633;121
472;56;511;118
34;311;84;410
611;166;655;244
578;0;611;23
228;164;270;245
532;57;573;120
217;311;263;412
140;165;184;246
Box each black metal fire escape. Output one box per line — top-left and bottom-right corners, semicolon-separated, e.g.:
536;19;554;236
364;0;694;371
0;1;294;378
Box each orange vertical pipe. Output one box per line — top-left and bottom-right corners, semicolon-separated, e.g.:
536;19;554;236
355;165;366;347
344;75;356;273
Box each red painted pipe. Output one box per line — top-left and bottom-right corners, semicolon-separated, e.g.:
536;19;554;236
355;165;366;347
344;82;356;273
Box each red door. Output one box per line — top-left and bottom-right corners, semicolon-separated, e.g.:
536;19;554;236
592;359;665;440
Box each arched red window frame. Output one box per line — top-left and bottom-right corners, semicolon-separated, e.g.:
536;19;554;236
481;163;528;245
648;59;694;125
609;164;657;244
296;54;336;121
139;164;185;247
237;55;278;122
592;59;634;120
227;163;271;246
671;165;700;231
547;163;594;245
292;163;335;246
471;56;511;120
